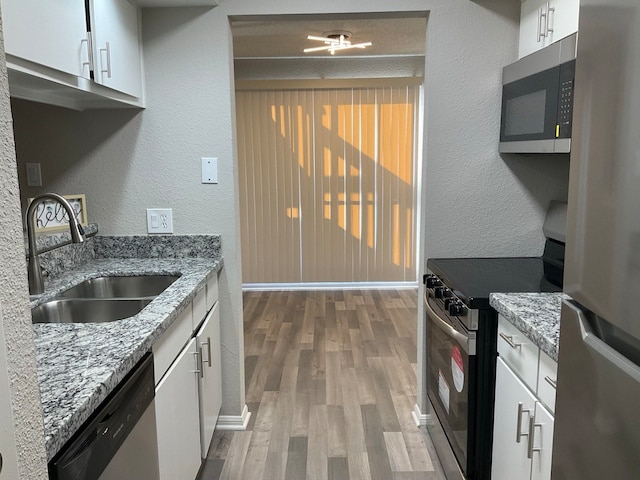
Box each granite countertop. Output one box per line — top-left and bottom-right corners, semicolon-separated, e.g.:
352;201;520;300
489;292;568;362
31;256;223;460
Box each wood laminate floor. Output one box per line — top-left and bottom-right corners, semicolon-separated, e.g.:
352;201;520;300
197;289;445;480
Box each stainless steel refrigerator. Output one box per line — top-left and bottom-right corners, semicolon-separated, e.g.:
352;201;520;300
552;0;640;478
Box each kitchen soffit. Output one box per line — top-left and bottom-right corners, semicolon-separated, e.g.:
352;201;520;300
230;13;427;59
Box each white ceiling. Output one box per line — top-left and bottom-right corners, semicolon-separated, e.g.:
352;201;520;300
231;14;427;59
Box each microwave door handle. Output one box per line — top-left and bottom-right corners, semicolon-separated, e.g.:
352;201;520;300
424;293;473;355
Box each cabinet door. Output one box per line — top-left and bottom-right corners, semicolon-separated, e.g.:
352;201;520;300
491;357;537;480
155;337;201;480
1;0;90;77
519;0;579;58
88;0;143;98
518;0;546;58
196;303;222;458
546;0;579;45
530;402;554;480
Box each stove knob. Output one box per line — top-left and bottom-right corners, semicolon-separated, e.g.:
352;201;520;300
434;286;451;299
425;275;442;288
444;298;454;310
449;301;467;316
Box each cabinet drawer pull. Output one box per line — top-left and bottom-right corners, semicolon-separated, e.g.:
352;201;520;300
192;350;203;378
537;6;546;42
545;2;555;36
544;375;557;389
527;416;542;459
201;337;213;368
499;332;523;349
81;33;93;72
100;42;112;79
516;402;532;443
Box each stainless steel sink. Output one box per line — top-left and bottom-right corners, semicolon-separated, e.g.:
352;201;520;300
58;275;180;299
31;298;153;324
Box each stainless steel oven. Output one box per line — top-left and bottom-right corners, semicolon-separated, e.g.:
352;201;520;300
424;273;496;480
424;248;564;479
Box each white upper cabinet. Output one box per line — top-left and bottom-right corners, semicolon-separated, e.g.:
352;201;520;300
1;0;144;109
519;0;580;58
1;0;90;78
88;0;143;99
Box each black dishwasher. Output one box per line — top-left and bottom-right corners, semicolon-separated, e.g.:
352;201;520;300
49;353;155;480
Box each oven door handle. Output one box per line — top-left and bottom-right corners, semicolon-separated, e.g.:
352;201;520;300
425;293;474;355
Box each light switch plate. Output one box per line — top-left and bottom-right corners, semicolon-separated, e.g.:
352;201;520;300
202;157;218;184
146;208;173;234
26;163;42;187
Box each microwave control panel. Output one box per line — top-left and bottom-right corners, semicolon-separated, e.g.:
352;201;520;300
557;60;576;139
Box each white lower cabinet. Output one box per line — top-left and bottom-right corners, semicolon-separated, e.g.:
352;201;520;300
530;402;554;480
153;274;221;479
196;303;222;458
155;337;201;480
492;357;538;480
493;316;556;480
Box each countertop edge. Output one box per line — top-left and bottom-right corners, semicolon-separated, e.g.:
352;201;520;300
490;292;567;362
34;256;223;460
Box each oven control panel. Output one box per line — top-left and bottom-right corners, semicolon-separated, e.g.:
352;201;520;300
424;274;468;317
424;273;478;330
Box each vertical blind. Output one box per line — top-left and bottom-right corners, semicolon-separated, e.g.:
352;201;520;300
236;85;420;284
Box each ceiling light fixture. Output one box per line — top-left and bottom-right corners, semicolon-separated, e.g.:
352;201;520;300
303;31;372;55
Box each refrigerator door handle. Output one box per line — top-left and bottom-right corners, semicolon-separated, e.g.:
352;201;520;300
573;303;640;380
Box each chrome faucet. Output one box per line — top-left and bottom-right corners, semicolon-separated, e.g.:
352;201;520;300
26;193;85;294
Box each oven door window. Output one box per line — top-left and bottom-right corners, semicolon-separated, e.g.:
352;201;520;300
500;65;560;142
427;305;476;475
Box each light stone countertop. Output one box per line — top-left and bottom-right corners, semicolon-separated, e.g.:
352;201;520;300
31;256;222;460
489;292;568;362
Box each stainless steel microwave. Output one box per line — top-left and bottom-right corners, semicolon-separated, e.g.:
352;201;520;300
499;33;577;154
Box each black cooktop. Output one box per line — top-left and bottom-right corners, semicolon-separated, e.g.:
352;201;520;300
427;257;562;310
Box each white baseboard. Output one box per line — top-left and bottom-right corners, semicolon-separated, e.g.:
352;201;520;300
215;404;251;431
412;403;432;427
243;281;418;291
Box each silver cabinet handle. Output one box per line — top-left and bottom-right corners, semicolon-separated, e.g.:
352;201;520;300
545;2;555;37
544;375;557;388
201;337;213;368
538;6;546;42
516;402;532;443
192;350;203;378
100;42;112;79
527;415;542;459
499;332;522;349
81;32;93;72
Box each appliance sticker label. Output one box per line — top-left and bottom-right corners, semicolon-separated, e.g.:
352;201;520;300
451;346;464;393
438;369;450;414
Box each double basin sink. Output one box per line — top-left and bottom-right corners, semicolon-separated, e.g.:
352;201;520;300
31;275;180;324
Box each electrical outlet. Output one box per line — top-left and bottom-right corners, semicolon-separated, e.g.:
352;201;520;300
146;208;173;234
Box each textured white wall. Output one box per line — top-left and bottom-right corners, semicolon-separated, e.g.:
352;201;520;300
0;8;49;479
13;7;247;418
10;0;569;420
